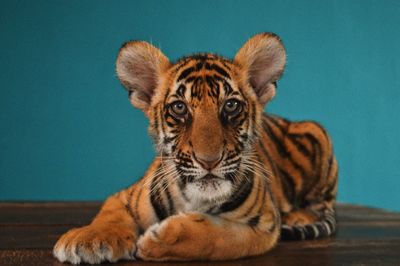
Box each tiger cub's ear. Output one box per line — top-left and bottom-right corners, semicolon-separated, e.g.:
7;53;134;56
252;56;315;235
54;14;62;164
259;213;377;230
116;41;170;113
234;33;286;105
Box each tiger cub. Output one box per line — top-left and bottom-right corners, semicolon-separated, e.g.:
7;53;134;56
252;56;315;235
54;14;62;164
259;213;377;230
53;33;338;264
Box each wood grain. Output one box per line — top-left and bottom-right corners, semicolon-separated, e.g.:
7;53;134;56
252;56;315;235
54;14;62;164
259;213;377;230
1;202;399;265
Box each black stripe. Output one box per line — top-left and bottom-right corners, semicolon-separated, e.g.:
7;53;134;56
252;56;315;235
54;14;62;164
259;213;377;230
240;133;248;141
150;175;169;221
326;153;334;180
134;185;143;223
240;176;262;218
165;110;181;125
161;178;175;215
177;66;195;81
270;116;326;199
325;212;336;231
263;117;309;191
152;106;159;133
173;57;192;73
265;116;321;167
159;105;168;138
289;133;324;198
248;215;260;227
124;187;135;220
205;75;220;99
315;222;329;237
277;166;296;203
177;155;193;164
218;170;254;213
227;97;247;126
159;106;171;145
258;140;278;180
288;133;322;169
184;76;197;83
190;76;204;100
195;61;204;70
304;224;316;239
250;102;257;137
219;59;232;71
177;84;186;97
262;118;289;158
225;157;241;165
209;64;231;79
257;141;296;227
223;80;233;95
163;135;178;144
244;168;269;224
267;114;289;127
293;226;305;240
225;172;236;182
257;172;268;215
287;134;312;159
280;226;295;240
212;74;225;82
324;168;338;201
188;54;210;61
177;175;190;202
225;151;238;161
281;210;337;241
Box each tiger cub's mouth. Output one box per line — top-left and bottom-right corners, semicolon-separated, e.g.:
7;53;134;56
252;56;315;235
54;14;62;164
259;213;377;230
195;173;225;184
193;173;223;185
202;174;221;180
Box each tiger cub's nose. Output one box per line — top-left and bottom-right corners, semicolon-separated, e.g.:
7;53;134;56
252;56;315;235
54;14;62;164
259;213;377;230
194;153;223;170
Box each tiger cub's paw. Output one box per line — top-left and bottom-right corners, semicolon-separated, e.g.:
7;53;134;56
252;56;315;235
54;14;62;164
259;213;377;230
282;209;318;226
53;224;136;264
136;213;212;261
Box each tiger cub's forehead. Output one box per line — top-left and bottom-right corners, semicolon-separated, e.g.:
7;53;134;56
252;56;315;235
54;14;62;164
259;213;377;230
172;54;234;76
166;54;241;104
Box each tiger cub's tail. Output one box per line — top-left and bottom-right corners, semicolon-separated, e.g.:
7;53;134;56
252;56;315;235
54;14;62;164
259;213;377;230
280;208;337;241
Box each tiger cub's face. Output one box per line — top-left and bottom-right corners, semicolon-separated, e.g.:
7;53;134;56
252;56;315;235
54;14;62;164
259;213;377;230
116;33;286;202
149;56;258;202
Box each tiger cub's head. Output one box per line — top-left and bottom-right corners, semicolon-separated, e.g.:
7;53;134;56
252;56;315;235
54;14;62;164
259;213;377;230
116;33;286;202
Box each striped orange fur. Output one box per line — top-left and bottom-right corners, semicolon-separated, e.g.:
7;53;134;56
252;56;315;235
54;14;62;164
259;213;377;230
53;33;338;264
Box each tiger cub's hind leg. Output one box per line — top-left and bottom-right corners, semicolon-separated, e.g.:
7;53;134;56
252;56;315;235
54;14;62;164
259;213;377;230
281;120;338;241
281;154;338;240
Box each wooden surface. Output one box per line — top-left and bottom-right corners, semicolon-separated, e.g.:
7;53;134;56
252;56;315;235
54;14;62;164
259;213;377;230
1;203;399;265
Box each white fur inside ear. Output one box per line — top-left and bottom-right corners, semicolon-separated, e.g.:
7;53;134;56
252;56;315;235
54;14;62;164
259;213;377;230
258;83;276;105
116;41;170;111
235;33;286;104
129;90;151;113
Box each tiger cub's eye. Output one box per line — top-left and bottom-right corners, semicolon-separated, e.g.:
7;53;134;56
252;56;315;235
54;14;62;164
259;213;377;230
223;99;241;115
170;101;187;116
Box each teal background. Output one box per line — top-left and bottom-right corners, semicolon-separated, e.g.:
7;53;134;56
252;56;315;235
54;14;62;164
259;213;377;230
1;0;399;211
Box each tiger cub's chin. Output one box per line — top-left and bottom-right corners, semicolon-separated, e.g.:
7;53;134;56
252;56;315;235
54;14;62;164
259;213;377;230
184;175;234;204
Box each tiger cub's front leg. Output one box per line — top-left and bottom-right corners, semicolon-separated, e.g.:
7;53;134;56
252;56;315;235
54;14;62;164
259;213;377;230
136;211;280;261
53;188;143;264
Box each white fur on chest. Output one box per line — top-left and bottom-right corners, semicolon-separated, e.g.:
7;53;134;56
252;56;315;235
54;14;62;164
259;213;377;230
179;179;233;213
